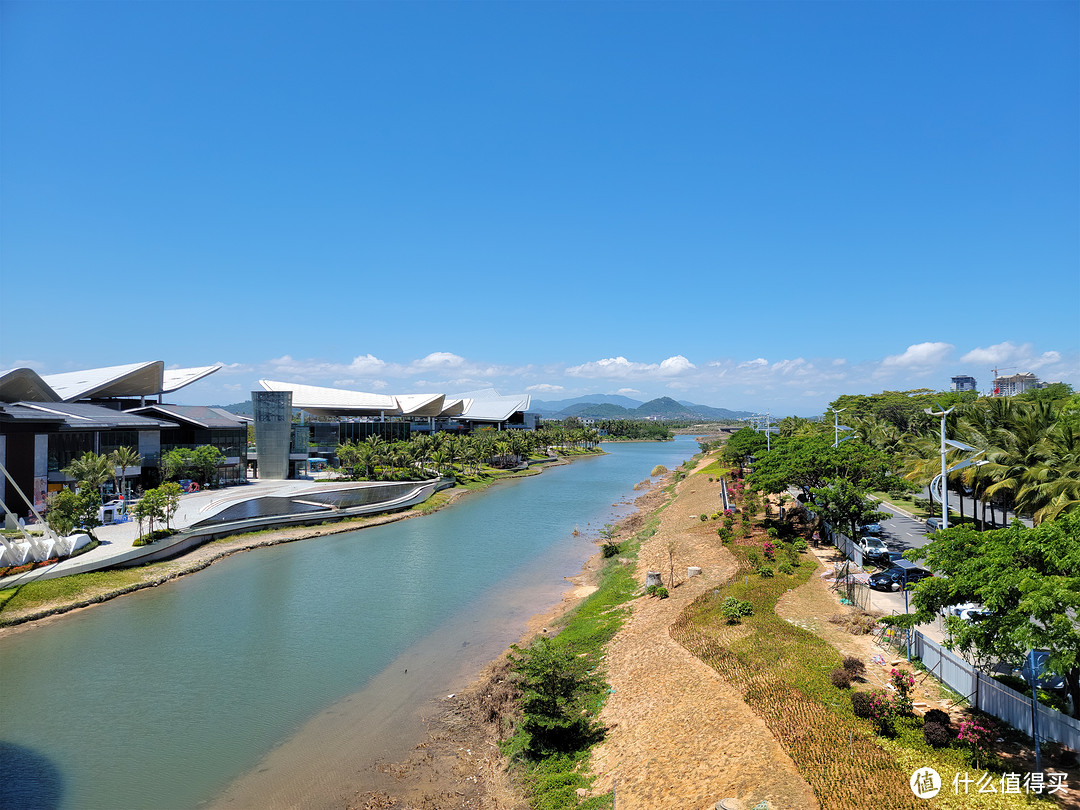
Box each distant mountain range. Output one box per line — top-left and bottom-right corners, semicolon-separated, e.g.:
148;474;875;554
212;400;253;415
212;394;752;422
530;395;752;422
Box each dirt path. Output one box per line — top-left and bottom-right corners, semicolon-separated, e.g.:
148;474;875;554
589;462;819;810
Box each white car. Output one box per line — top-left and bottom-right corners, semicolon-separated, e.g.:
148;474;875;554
857;535;890;565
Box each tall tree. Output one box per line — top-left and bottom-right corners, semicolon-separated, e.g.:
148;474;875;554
62;451;113;494
110;446;142;500
903;512;1080;717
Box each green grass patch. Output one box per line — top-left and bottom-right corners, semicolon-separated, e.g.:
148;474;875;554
695;460;729;478
503;503;665;808
0;567;152;619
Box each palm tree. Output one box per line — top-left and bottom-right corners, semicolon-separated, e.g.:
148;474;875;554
62;451;113;494
110;446;142;501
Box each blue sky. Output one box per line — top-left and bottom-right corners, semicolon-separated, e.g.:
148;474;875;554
2;1;1076;416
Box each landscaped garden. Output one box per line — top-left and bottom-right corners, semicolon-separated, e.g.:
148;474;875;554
671;461;1063;810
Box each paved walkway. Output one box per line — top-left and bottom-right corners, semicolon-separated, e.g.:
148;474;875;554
1;477;417;588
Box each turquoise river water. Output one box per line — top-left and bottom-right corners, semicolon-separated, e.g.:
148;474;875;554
0;436;696;810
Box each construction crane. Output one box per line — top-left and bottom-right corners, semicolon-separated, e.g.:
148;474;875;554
991;366;1017;396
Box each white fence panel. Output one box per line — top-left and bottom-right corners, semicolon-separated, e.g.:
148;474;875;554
914;631;1080;750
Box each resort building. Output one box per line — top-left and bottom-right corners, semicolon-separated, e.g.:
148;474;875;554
992;372;1040;397
0;362;240;516
251;381;536;479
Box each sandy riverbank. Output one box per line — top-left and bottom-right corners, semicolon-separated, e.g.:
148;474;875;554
340;449;818;810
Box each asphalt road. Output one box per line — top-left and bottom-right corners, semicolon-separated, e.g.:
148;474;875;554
858;503;949;643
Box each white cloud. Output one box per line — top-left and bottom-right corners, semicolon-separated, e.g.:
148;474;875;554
771;358;808;375
410;352;465;371
348;354;387;374
526;383;565;392
881;342;954;369
738;358;768;369
959;342;1065;373
1031;351;1062;370
565;355;696;380
658;355;695;374
615;388;640;396
959;341;1024;366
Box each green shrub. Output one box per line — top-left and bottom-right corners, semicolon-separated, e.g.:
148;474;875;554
700;514;708;522
923;708;951;727
508;637;604;757
746;550;760;566
654;586;669;599
758;566;774;578
721;596;754;623
792;539;808;552
778;562;793;575
601;541;620;558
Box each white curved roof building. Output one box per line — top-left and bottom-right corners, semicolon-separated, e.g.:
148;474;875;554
1;362;222;404
257;380;531;424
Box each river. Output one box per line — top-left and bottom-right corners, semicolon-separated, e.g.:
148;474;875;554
0;436;696;810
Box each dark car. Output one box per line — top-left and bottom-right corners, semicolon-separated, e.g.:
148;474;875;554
869;561;934;591
1012;651;1067;693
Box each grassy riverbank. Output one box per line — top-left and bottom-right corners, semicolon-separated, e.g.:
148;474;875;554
502;496;667;810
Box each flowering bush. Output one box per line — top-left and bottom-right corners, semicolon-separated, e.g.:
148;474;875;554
867;690;898;736
957;717;994;755
762;541;777;560
723;509;734;518
890;668;915;715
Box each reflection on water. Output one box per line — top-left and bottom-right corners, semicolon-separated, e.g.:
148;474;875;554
0;742;65;810
0;437;695;810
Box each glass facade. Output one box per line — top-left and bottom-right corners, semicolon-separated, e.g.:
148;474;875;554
48;432;95;473
99;430;139;458
339;421;410;444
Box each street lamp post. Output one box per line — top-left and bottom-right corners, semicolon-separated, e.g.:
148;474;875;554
924;404;987;530
830;407;853;448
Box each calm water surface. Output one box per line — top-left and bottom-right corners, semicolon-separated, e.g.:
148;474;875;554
0;437;695;810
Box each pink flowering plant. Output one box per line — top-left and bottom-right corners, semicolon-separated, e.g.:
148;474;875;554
889;668;916;715
957;716;998;767
867;691;898;736
762;541;777;561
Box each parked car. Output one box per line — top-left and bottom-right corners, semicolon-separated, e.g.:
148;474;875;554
940;602;992;622
868;561;934;591
856;535;891;566
992;651;1067;693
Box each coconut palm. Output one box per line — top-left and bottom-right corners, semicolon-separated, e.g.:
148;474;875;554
109;446;142;500
62;451;113;494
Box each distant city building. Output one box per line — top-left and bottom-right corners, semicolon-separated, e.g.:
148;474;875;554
993;372;1040;397
951;375;977;392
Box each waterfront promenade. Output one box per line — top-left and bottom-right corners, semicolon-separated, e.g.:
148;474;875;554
0;476;444;589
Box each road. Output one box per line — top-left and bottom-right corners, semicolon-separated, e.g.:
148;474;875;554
859;502;949;643
919;485;1032;530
